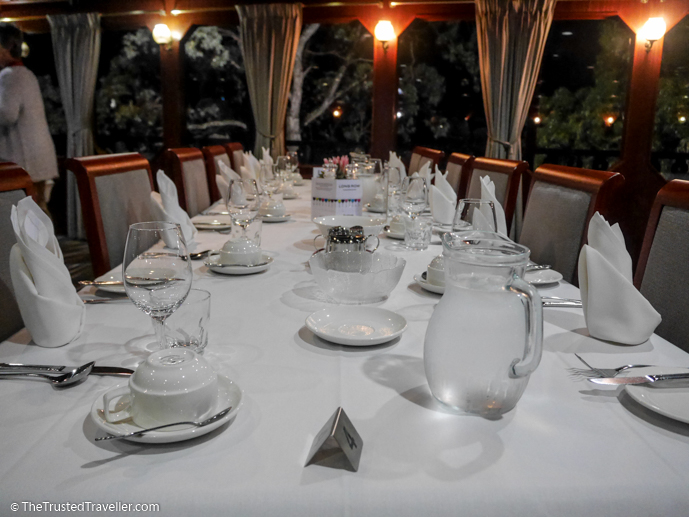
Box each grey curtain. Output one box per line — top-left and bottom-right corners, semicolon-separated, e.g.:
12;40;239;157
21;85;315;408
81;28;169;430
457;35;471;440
237;3;302;156
47;13;101;239
476;0;555;161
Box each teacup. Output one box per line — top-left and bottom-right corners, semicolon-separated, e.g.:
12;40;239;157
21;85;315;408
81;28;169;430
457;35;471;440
103;349;218;429
427;254;445;286
259;197;286;217
389;214;408;235
215;238;262;266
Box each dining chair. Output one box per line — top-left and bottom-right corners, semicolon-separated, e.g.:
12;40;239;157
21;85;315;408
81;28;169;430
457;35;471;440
518;164;624;285
66;153;155;277
224;142;245;174
445;153;474;199
164;147;212;217
202;145;232;203
465;157;528;233
0;163;35;342
634;180;689;352
408;146;444;176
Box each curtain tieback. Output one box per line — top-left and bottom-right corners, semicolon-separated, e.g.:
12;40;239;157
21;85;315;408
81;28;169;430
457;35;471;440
257;128;283;140
487;136;515;153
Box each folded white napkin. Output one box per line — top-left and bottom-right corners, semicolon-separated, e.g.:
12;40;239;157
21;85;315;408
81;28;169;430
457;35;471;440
431;166;457;225
480;175;507;235
150;171;197;246
578;213;661;345
217;161;247;206
243;151;261;179
261;147;274;169
240;165;256;181
9;197;84;347
388;152;407;179
418;161;434;187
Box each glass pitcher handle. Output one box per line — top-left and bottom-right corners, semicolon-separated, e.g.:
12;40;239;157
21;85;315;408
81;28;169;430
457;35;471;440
509;276;543;378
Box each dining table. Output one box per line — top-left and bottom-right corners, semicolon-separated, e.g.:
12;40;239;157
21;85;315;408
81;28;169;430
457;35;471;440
2;180;689;517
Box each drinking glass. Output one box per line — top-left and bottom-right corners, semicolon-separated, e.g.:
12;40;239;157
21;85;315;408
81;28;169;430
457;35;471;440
227;179;260;239
123;222;193;349
286;150;299;174
400;176;428;218
164;289;211;353
452;199;498;232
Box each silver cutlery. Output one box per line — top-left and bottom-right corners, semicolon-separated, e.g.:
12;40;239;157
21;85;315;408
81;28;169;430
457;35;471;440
0;362;133;377
79;280;124;287
95;406;233;441
0;362;95;387
81;298;130;304
588;373;689;387
567;353;654;379
526;264;552;272
189;250;211;260
541;297;582;308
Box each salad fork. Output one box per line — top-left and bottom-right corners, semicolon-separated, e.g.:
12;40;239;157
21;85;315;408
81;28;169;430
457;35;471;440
567;353;654;380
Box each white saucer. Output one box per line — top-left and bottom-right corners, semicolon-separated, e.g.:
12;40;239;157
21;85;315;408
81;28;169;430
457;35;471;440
384;227;405;240
365;203;386;214
524;269;563;285
94;271;125;294
305;307;407;346
624;367;689;424
260;214;291;223
193;215;233;231
283;193;299;200
293;180;305;186
205;254;273;275
91;375;243;443
414;273;444;294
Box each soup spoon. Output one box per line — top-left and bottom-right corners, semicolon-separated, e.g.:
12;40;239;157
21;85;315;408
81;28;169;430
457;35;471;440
0;361;95;388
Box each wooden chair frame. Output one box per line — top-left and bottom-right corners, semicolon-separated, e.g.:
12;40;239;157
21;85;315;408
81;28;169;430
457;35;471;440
0;162;36;199
66;153;153;278
524;163;625;255
164;147;208;213
410;146;444;174
223;142;245;172
445;152;474;199
634;179;689;289
202;145;230;202
466;157;529;232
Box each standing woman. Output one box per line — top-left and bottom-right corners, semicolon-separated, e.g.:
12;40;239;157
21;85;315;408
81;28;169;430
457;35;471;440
0;23;58;213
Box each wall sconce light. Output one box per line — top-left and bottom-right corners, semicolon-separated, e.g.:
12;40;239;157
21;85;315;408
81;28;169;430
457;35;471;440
21;41;29;58
533;116;541;125
374;20;395;52
639;17;666;52
604;115;616;127
152;23;173;49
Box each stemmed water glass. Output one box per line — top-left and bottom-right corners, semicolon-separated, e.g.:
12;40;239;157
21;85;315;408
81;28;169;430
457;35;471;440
286;151;299;175
123;222;193;349
227;179;260;239
452;199;498;232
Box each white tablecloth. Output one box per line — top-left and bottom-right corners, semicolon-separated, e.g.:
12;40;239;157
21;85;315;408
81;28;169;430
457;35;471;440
2;182;689;516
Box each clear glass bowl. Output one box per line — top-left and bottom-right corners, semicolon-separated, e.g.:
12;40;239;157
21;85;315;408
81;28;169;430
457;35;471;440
309;251;406;304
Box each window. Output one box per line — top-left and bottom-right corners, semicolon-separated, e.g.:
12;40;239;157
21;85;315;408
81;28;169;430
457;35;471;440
95;28;163;158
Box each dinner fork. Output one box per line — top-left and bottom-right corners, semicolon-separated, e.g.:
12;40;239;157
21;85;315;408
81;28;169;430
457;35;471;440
567;353;654;380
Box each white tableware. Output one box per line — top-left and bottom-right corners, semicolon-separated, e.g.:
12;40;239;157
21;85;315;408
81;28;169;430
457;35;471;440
383;226;405;240
365;202;386;214
92;374;242;443
261;213;291;223
206;254;273;275
524;269;563;285
313;215;386;238
103;349;218;429
624;367;689;423
305;307;407;346
414;273;444;295
259;198;287;217
283;192;299;200
218;238;262;266
193;215;233;231
93;271;125;294
426;255;444;286
389;214;408;235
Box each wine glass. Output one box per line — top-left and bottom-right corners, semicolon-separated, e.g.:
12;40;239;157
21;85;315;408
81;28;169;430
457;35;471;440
452;199;498;232
400;176;428;219
286;151;299;174
227;179;260;239
123;222;193;349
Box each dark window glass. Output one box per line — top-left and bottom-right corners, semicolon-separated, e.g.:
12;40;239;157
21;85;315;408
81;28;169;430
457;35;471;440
532;18;633;170
184;25;252;150
95;28;163;159
652;16;689;180
287;21;373;164
396;19;484;161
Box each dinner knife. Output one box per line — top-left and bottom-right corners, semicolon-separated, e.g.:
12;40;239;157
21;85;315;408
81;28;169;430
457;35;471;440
0;363;134;376
588;373;689;387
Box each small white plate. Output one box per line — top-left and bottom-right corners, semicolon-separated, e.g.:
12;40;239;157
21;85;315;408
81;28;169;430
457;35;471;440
260;214;291;223
205;254;273;275
94;271;125;295
305;307;407;346
414;273;444;294
524;269;563;285
283;193;299;200
384;227;405;240
91;375;243;443
624;367;689;424
193;215;233;231
365;203;386;214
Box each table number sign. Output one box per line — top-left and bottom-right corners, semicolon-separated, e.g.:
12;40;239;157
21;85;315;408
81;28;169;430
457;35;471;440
305;407;363;472
311;178;363;219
